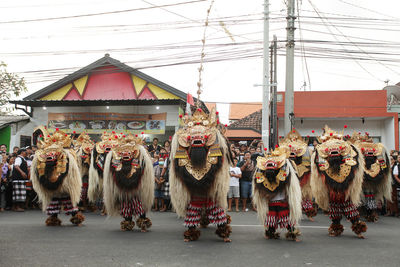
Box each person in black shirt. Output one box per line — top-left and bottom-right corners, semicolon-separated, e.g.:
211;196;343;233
12;148;28;212
147;138;161;154
238;151;255;211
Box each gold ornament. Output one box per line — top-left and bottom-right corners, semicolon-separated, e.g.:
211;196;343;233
256;147;289;171
325;164;352;183
255;168;288;192
279;129;308;158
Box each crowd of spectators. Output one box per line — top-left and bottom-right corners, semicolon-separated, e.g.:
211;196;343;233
147;138;171;212
0;144;37;212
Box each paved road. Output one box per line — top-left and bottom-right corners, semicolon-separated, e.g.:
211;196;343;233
1;210;399;267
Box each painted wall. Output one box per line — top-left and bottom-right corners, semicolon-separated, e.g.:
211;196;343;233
0;126;11;151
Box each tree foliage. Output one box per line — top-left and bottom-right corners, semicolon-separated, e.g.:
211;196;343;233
0;62;27;113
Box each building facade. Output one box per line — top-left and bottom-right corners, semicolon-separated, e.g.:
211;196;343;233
11;54;202;147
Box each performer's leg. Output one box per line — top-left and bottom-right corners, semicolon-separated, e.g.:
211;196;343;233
302;199;317;221
207;203;232;242
132;197;152;232
63;198;85;226
120;199;135;231
199;206;210;228
364;192;378;222
264;208;279;239
328;201;344;236
286;225;301;242
183;203;202;242
45;198;62;226
342;200;367;238
79;181;89;212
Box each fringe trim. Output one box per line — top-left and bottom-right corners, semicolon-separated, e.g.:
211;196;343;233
184;228;201;241
70;212;85;225
136;217;152;231
45;216;62;226
285;228;301;241
302;199;317;217
120;220;135;231
215;224;232;238
265;229;280;239
328;223;344;236
365;213;378;222
351;220;367;235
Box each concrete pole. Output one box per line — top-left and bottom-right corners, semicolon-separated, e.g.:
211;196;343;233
272;35;278;147
261;0;270;149
284;0;296;134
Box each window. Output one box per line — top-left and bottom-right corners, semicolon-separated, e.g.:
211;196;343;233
20;135;32;148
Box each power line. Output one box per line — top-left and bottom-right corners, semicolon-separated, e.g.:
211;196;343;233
337;0;400;20
307;0;385;82
0;0;207;24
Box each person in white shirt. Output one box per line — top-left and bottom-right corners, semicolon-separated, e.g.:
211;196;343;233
228;158;241;212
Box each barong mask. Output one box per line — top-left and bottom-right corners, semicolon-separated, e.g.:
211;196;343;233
173;108;223;193
315;126;358;184
110;134;143;191
255;147;290;192
94;132;119;174
80;142;94;166
350;132;387;179
35;129;71;191
280;129;310;177
96;132;119;154
74;132;94;166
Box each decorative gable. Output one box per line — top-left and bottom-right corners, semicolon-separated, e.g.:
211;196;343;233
38;61;182;101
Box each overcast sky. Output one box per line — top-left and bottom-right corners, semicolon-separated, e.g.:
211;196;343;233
1;0;400;119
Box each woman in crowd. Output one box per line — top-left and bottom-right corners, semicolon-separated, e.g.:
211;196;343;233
163;140;171;155
5;154;16;210
0;154;9;211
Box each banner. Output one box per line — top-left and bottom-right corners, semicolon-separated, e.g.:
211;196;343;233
48;112;167;134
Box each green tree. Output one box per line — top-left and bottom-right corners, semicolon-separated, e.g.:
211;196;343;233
0;61;27;114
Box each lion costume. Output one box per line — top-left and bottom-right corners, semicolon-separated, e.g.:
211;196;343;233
31;126;84;226
311;126;367;238
169;108;232;242
74;132;95;211
252;147;302;241
349;132;392;222
280;130;316;220
88;132;118;207
103;133;154;232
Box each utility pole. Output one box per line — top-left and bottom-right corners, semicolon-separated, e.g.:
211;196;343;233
284;0;296;134
261;0;270;149
269;35;278;149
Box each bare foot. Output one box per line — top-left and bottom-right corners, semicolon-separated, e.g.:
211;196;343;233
184;238;190;242
294;238;301;242
264;235;270;240
224;237;231;242
357;234;365;239
141;229;148;233
308;216;315;222
227;209;231;212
